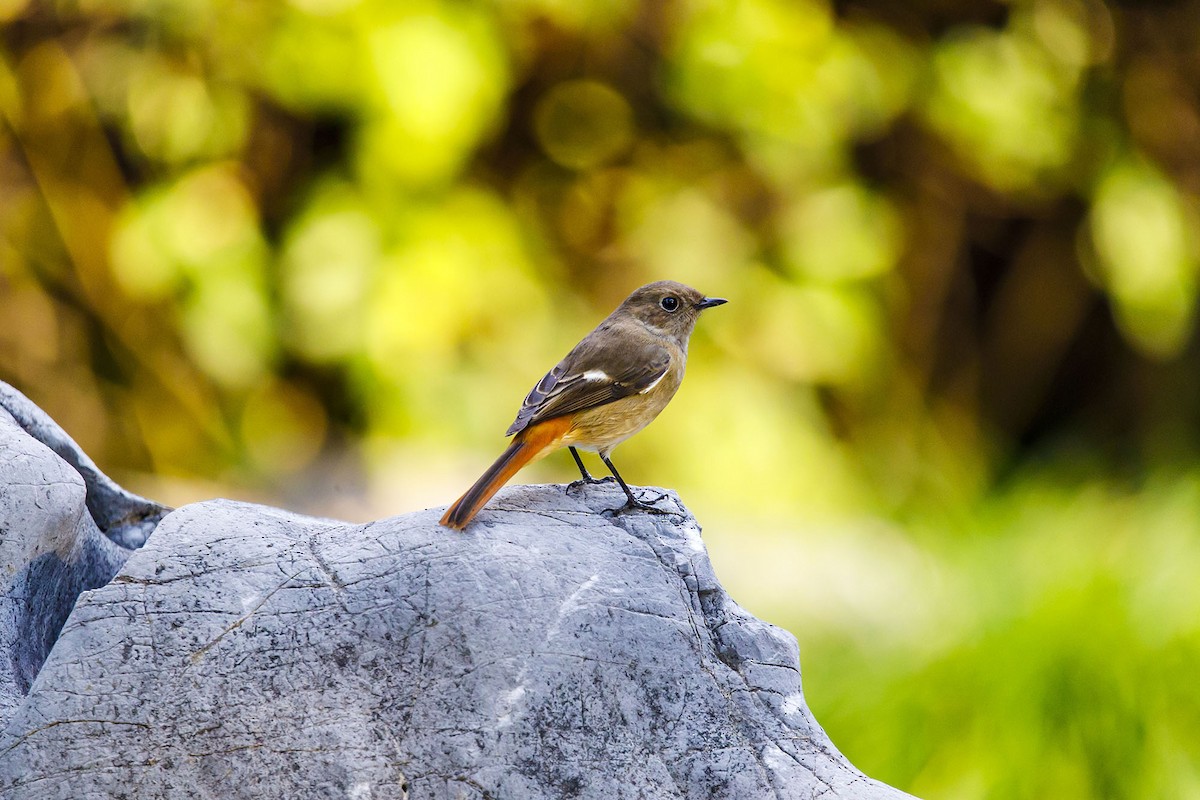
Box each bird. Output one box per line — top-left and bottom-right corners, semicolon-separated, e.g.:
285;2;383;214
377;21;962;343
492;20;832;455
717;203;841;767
439;280;727;530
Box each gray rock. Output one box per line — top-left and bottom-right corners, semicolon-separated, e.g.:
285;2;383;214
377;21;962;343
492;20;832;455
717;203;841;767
0;381;914;799
0;383;168;725
0;383;168;551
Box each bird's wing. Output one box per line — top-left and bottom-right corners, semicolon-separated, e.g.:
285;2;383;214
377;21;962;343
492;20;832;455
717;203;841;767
506;330;671;436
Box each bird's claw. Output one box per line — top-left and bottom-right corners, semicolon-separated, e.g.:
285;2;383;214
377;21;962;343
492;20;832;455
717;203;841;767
601;491;680;518
567;475;615;492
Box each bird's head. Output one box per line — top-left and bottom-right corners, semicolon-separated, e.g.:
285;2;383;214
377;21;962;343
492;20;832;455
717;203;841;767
619;280;727;341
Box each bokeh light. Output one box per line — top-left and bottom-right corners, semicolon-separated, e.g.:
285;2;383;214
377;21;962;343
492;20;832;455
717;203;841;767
4;1;1200;798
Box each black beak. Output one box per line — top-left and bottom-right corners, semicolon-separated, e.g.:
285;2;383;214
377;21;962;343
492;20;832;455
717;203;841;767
697;297;728;310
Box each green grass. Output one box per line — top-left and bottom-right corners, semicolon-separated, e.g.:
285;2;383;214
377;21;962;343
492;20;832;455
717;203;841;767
765;470;1200;800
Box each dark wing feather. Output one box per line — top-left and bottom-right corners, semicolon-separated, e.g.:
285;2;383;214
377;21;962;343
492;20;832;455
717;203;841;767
507;361;569;435
506;328;670;436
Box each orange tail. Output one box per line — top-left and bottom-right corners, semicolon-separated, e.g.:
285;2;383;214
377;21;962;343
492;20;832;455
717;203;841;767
440;418;570;530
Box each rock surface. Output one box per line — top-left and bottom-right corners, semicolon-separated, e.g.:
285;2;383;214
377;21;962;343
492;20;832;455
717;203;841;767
0;381;914;799
0;383;168;725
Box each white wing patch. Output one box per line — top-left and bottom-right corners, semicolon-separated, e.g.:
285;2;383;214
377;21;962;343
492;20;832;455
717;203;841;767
582;370;610;381
639;371;666;394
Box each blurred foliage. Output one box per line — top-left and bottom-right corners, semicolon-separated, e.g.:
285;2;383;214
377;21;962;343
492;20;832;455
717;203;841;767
713;467;1200;798
3;0;1200;797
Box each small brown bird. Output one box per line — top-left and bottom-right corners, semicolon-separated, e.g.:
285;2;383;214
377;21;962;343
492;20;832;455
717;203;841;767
440;280;727;530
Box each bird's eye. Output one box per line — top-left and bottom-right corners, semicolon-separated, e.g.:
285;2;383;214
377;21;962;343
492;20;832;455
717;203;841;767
660;296;680;312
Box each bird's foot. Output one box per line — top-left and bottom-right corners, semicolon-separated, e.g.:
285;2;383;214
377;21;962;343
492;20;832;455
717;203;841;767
601;490;680;518
567;475;615;492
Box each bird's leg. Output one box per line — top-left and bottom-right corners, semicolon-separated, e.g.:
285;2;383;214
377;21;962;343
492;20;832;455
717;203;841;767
569;447;602;483
598;455;675;515
567;447;612;491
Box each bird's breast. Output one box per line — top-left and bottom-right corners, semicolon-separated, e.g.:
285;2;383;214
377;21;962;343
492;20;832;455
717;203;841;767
562;361;684;454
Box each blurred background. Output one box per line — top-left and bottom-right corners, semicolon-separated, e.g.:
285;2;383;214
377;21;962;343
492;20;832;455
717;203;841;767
3;0;1200;796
